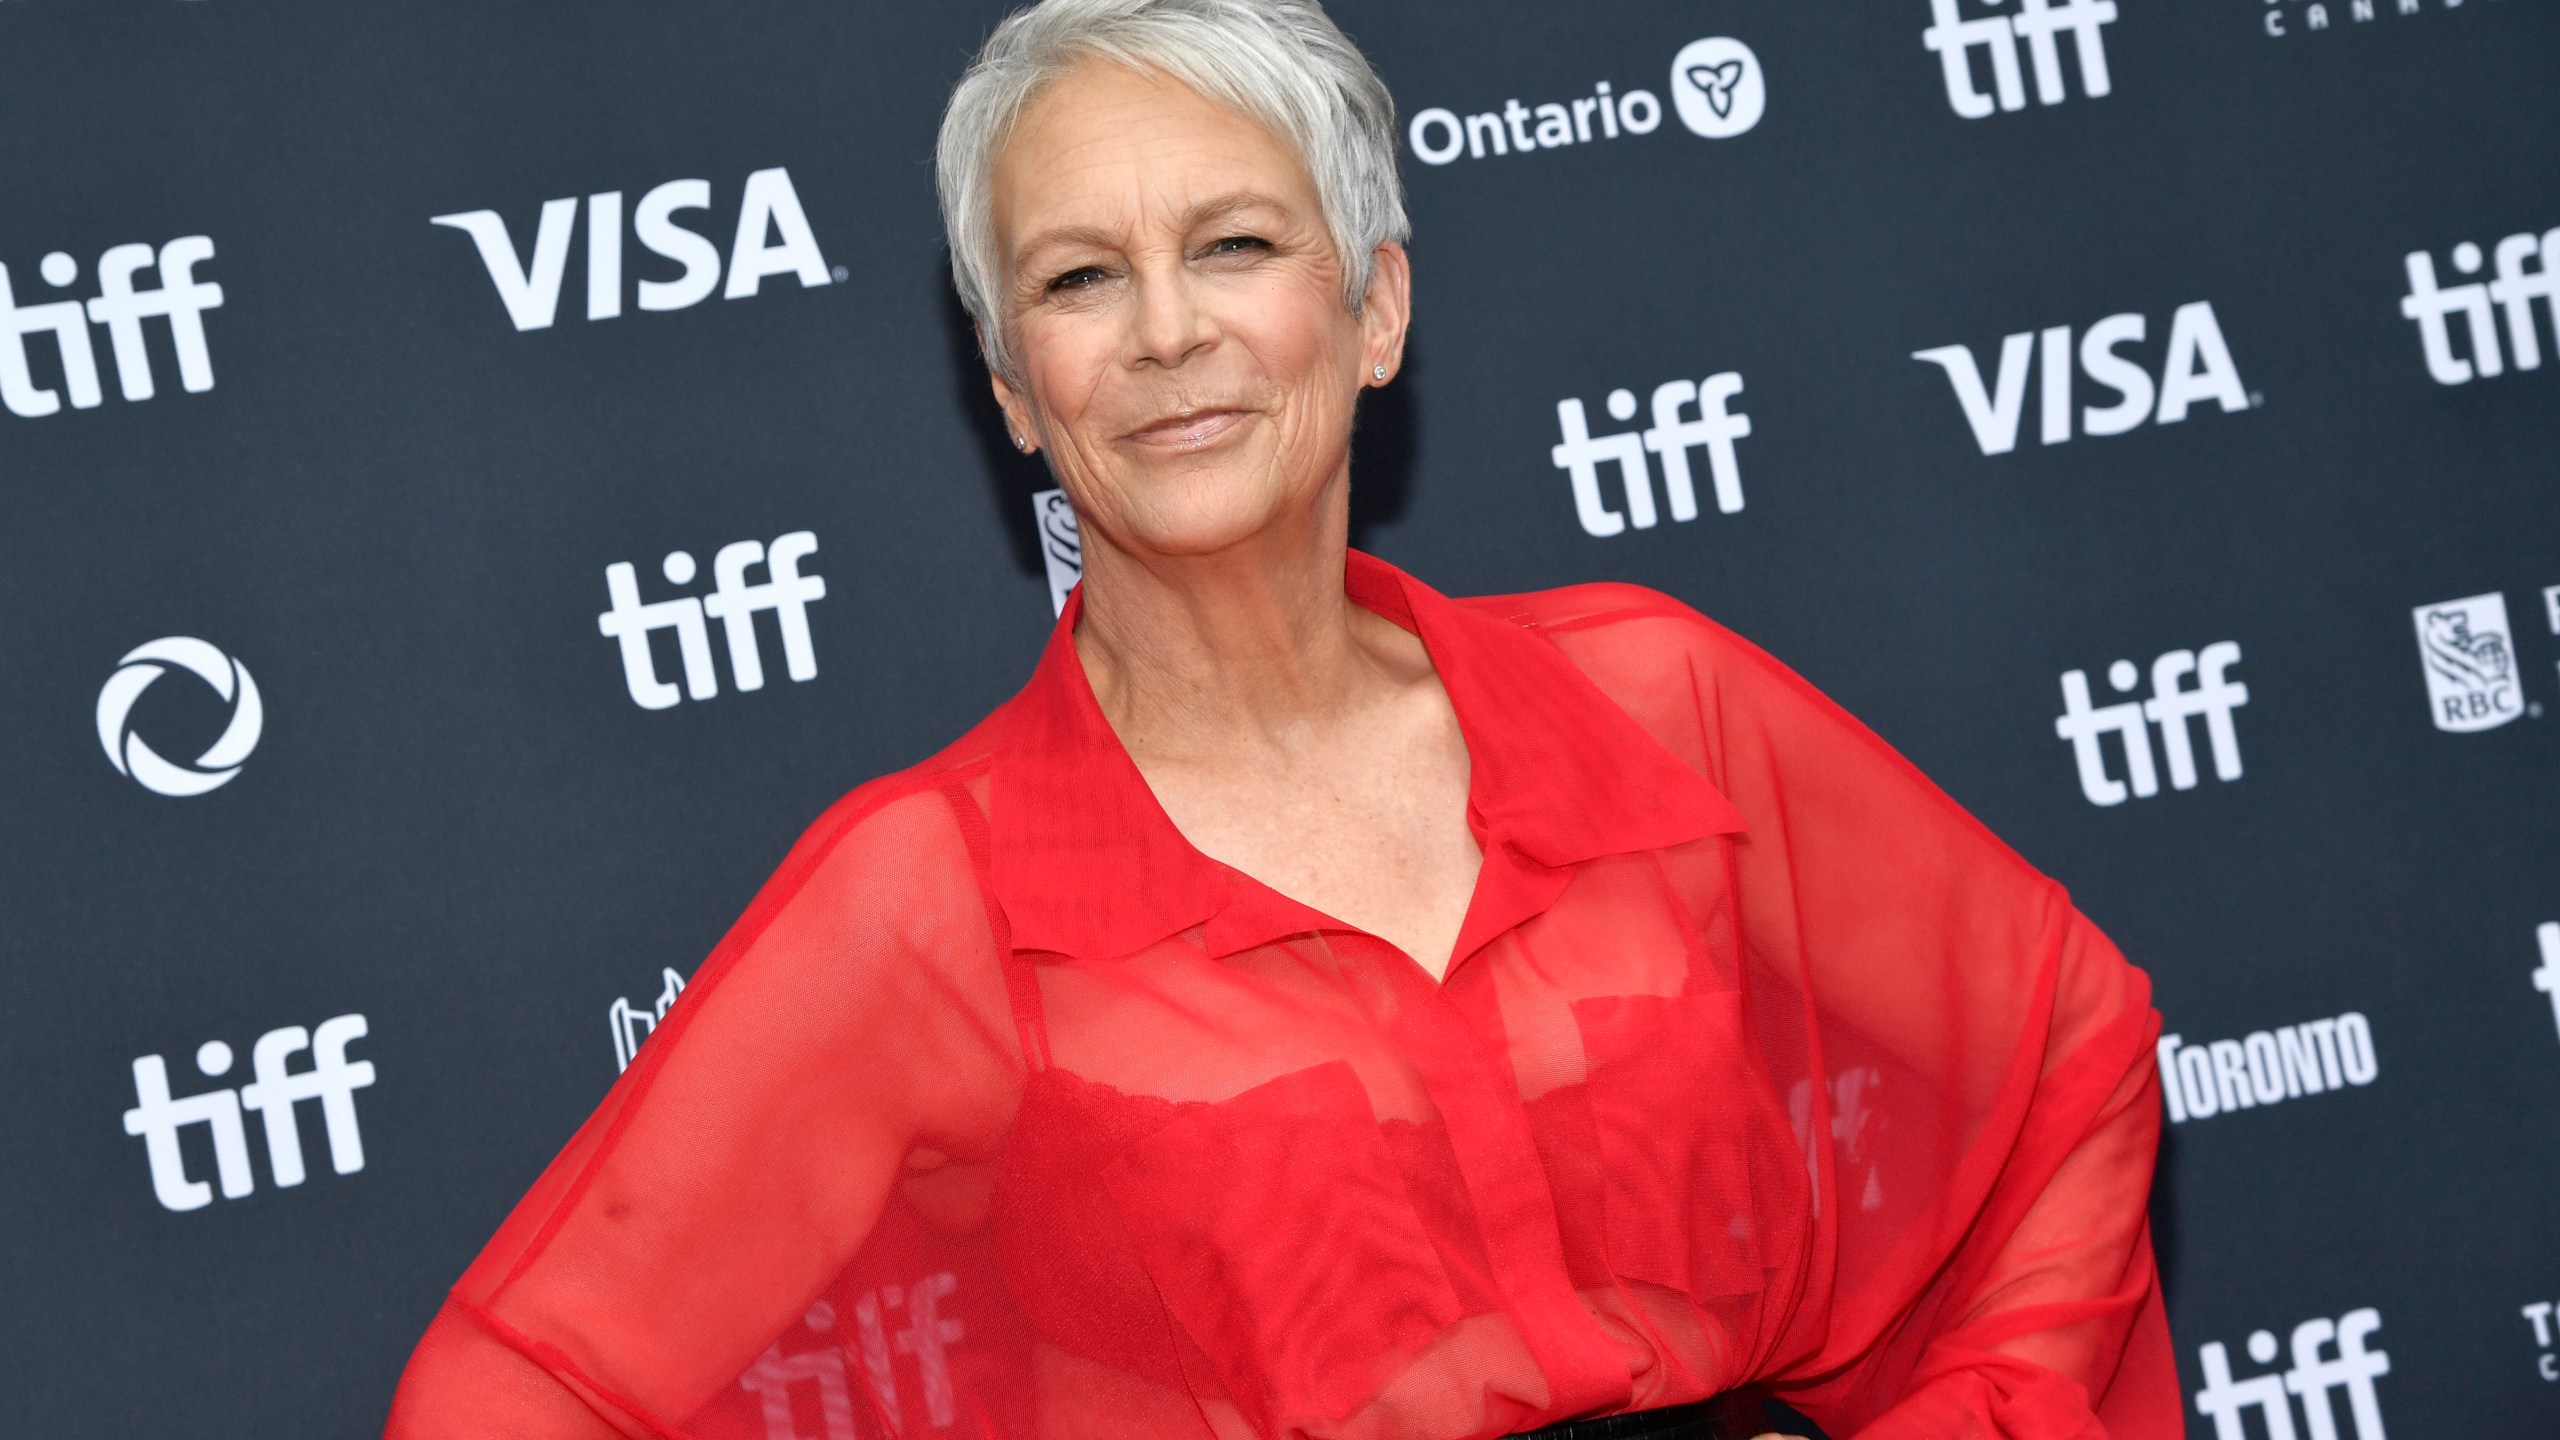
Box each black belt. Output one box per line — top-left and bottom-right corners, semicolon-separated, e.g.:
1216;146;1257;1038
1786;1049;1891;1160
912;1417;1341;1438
1510;1392;1770;1440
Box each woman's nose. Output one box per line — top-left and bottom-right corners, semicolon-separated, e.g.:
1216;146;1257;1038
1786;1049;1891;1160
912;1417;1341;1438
1128;263;1218;370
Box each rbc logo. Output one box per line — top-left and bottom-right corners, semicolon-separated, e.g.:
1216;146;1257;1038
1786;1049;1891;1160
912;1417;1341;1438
2410;592;2521;733
122;1015;375;1213
434;167;831;332
96;637;264;797
1550;373;1752;538
1922;0;2118;120
1031;489;1083;617
2193;1308;2390;1440
2397;224;2558;385
1915;301;2250;455
597;531;826;711
2053;642;2248;807
0;235;222;419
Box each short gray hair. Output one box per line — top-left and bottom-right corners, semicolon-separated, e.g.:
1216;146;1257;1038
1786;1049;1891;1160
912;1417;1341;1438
936;0;1410;379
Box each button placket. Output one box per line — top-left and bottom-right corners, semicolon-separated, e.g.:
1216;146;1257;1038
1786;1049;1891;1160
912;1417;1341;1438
1356;929;1634;1421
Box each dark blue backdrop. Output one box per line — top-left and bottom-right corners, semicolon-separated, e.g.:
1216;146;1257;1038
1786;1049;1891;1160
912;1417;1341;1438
1;2;2554;1435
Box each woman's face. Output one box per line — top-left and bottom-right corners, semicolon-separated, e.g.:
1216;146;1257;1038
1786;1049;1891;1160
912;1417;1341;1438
985;62;1408;564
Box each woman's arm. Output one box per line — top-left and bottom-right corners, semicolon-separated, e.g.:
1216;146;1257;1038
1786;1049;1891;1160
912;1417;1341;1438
1693;613;2178;1440
384;779;1021;1439
1532;590;2180;1440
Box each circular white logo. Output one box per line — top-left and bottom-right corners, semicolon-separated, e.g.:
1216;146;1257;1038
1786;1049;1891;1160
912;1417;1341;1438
1670;38;1765;139
97;637;263;797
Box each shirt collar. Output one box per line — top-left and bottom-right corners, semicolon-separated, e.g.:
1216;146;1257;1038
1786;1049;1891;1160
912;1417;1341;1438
987;551;1745;963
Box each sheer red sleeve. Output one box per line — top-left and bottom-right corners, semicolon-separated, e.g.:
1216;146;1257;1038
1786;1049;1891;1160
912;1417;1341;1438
384;774;1024;1440
1547;593;2180;1440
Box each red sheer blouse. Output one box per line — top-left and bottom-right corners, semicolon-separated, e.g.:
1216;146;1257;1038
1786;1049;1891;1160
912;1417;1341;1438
386;553;2178;1440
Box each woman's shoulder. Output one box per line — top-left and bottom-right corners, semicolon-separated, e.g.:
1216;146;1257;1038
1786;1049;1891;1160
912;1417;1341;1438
1451;578;1846;767
1456;578;1767;677
746;712;1010;932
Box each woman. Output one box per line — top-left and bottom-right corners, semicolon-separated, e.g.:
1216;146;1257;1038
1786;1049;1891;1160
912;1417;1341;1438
386;2;2177;1437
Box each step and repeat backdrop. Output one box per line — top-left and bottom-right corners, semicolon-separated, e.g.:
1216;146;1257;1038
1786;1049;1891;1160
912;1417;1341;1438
1;1;2553;1436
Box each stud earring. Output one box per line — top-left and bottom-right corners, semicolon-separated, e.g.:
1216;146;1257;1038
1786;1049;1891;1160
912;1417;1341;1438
1372;364;1388;382
1010;433;1029;451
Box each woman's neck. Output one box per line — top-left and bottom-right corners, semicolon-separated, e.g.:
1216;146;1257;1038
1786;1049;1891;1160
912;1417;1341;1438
1070;490;1411;764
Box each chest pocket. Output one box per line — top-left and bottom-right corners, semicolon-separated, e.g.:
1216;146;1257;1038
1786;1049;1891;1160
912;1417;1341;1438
1571;991;1804;1305
1100;1059;1466;1436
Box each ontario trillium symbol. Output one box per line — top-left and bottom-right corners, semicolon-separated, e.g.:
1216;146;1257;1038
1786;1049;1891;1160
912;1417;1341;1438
1667;37;1765;139
1686;61;1745;118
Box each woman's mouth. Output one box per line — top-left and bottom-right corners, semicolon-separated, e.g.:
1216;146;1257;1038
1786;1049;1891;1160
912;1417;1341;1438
1123;408;1251;450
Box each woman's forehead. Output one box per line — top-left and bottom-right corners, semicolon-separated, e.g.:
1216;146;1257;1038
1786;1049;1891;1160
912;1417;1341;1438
993;63;1316;240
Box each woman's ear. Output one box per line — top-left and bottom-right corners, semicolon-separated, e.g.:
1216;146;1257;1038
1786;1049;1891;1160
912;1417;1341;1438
1359;241;1413;386
981;326;1039;454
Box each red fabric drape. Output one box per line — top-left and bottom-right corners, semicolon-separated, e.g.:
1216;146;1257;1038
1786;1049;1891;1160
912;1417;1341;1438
387;553;2178;1440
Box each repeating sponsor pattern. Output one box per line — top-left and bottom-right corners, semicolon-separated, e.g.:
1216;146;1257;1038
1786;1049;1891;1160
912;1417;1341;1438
1914;301;2253;456
434;168;834;331
1921;0;2117;119
2193;1309;2391;1440
1406;34;1763;166
609;967;687;1074
5;1;2555;1434
2156;1014;2377;1124
597;532;827;710
96;638;263;796
1549;372;1751;537
123;1016;375;1213
2052;643;2249;807
0;235;220;418
2262;0;2503;41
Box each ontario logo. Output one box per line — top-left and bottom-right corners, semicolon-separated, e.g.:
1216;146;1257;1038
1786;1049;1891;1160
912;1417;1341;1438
1668;38;1766;139
1406;35;1764;166
2411;592;2522;733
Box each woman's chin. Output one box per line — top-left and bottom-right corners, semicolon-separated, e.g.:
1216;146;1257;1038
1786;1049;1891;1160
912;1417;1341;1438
1113;479;1309;560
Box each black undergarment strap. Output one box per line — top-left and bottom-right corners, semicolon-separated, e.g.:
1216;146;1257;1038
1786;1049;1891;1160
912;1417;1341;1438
1509;1392;1766;1440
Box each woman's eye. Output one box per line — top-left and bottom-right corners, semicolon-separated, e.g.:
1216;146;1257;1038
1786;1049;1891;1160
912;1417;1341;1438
1047;267;1107;293
1206;235;1270;257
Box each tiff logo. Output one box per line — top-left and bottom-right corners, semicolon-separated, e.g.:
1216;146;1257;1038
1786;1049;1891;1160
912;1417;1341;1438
1914;301;2250;455
1922;0;2117;120
1;236;222;419
740;1278;968;1439
2053;642;2248;807
610;966;687;1073
2400;224;2559;385
598;531;825;711
122;1014;374;1213
434;168;832;332
2157;1011;2377;1124
2195;1308;2390;1440
1550;373;1751;538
